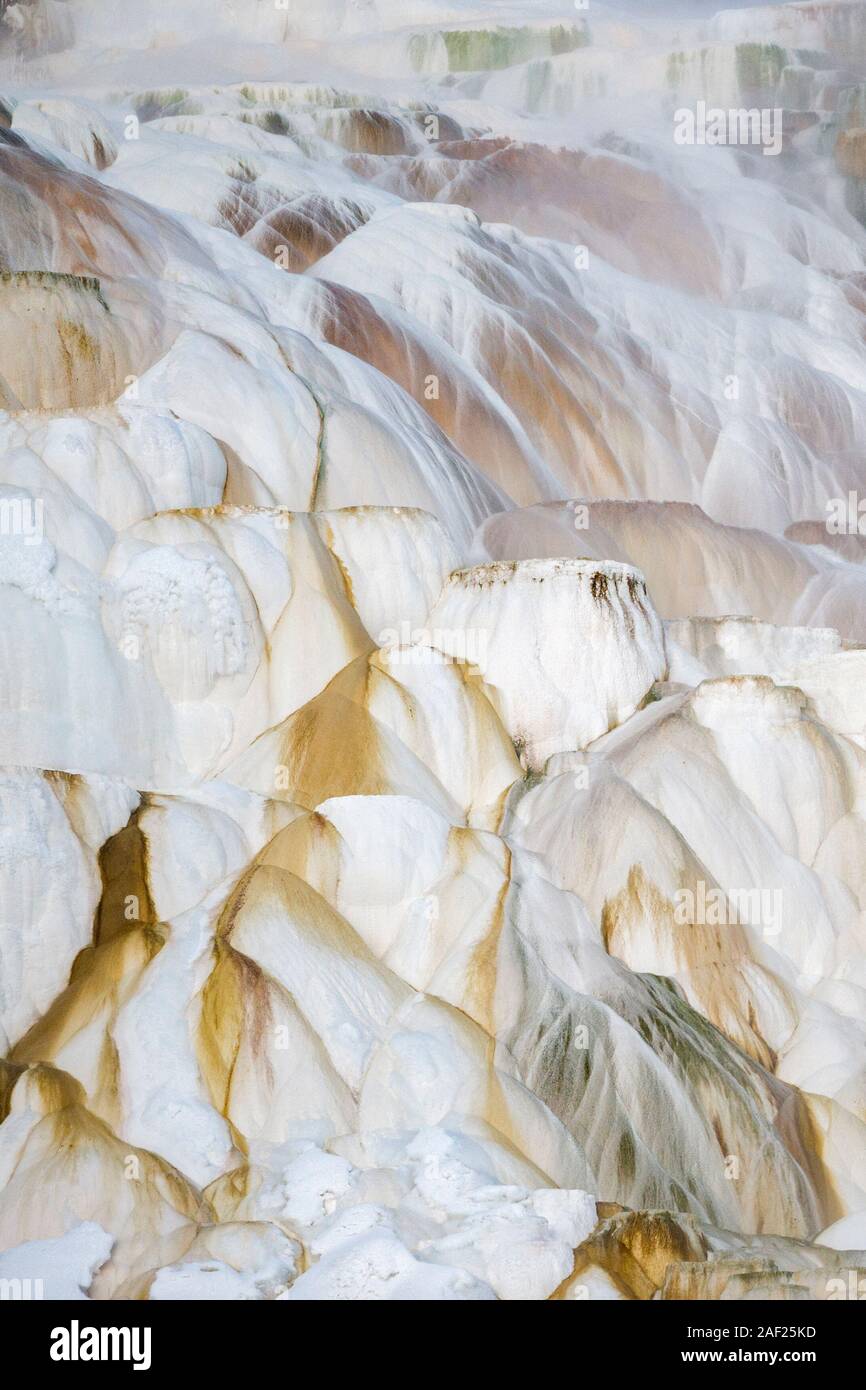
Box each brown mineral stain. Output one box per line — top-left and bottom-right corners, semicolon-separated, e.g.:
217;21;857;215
0;1059;25;1122
776;1089;845;1233
465;838;512;1035
198;943;272;1126
590;569;610;604
319;519;357;609
10;925;165;1129
95;809;156;946
554;1207;708;1300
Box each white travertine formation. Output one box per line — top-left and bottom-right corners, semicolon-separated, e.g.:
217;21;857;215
1;0;866;1302
427;559;667;769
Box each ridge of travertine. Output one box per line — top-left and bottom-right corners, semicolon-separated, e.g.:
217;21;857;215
1;0;866;1301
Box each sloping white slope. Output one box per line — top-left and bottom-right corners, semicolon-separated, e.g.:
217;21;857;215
1;0;866;1301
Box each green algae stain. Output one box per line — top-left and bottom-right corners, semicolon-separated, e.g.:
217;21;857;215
735;43;787;95
442;24;587;73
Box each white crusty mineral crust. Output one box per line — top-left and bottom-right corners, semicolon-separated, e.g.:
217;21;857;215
1;0;866;1304
427;558;667;769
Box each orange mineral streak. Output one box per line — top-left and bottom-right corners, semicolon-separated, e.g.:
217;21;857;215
0;142;212;279
0;1063;208;1298
299;277;546;502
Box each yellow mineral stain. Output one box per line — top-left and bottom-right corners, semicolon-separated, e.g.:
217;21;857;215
602;864;777;1071
464;837;512;1036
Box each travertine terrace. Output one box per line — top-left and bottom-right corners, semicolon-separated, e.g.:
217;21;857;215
1;0;866;1303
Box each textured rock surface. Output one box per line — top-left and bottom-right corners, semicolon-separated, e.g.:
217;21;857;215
1;0;866;1301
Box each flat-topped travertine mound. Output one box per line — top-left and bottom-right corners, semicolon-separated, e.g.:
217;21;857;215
428;558;667;769
475;501;866;645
